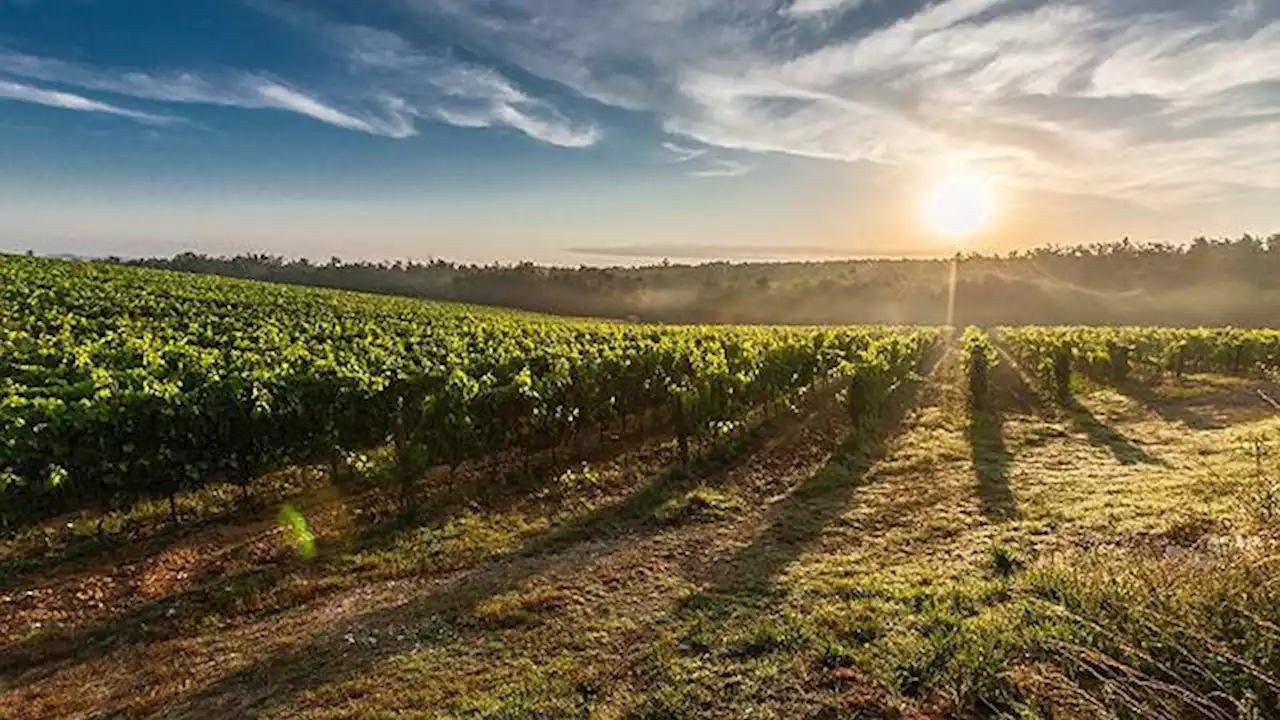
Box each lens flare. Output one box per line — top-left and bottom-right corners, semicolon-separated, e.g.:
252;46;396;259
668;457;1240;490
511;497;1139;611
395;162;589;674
278;504;317;560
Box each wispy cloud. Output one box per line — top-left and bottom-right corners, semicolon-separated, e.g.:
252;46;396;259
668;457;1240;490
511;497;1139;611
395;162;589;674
660;141;707;162
245;0;601;147
0;3;601;147
660;140;750;177
689;159;752;178
407;0;1280;202
0;78;178;125
252;80;415;138
419;63;600;147
781;0;872;19
0;52;417;137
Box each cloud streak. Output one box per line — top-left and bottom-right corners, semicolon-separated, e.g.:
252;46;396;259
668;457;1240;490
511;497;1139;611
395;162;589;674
660;141;707;162
252;80;415;138
689;159;752;178
660;140;751;177
0;78;177;125
781;0;871;19
0;52;418;137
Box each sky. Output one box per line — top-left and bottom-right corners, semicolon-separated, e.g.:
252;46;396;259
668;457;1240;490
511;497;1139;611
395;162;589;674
0;0;1277;265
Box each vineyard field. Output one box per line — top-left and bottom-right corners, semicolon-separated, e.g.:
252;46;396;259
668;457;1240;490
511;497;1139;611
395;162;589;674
3;255;1280;719
0;254;937;528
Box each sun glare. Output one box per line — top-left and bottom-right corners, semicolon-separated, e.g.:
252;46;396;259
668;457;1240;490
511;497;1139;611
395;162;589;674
923;170;998;240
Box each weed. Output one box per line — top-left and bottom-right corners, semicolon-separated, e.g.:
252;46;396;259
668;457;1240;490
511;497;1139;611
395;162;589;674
990;545;1023;578
1237;435;1280;530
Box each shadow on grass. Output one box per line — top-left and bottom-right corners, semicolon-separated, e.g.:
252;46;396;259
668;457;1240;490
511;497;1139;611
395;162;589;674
966;347;1018;522
1064;397;1164;466
529;421;792;554
988;342;1160;471
967;407;1017;523
0;419;687;683
0;471;317;592
339;419;678;560
0;566;289;681
989;346;1056;418
151;393;848;717
344;390;827;566
1114;380;1225;431
693;363;935;600
602;354;941;709
0;410;674;596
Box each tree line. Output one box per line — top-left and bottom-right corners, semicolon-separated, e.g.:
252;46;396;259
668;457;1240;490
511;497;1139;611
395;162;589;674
123;235;1280;327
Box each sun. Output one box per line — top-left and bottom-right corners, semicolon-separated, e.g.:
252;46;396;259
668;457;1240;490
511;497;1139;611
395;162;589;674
922;169;998;240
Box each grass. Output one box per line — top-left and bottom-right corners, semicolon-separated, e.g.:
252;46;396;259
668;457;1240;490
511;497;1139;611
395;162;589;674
652;486;744;526
3;358;1280;718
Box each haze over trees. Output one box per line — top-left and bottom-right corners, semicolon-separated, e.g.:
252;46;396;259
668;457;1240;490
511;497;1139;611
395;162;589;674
129;235;1280;327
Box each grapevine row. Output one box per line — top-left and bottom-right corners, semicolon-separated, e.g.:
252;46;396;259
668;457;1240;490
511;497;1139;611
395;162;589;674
996;326;1280;396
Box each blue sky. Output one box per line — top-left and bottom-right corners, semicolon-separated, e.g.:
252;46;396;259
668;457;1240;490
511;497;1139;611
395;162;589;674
0;0;1277;264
